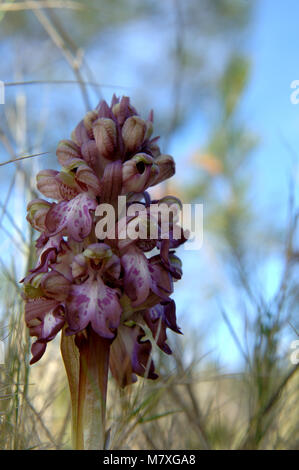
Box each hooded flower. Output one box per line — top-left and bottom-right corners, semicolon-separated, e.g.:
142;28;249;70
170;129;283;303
65;243;122;338
22;95;186;386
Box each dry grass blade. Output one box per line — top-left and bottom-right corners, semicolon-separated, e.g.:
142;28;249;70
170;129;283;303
0;152;50;167
5;80;128;90
240;364;299;449
0;1;84;11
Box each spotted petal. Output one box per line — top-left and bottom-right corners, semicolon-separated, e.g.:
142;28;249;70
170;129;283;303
110;323;158;387
65;275;121;339
121;245;151;307
45;193;97;242
144;300;181;355
25;298;65;364
144;306;171;355
148;256;174;299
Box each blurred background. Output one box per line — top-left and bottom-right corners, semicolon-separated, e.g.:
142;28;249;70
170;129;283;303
0;0;298;450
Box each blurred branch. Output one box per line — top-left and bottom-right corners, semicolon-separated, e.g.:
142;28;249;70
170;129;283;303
31;0;91;110
0;128;38;197
220;305;250;366
25;397;59;449
5;79;128;90
0;199;27;243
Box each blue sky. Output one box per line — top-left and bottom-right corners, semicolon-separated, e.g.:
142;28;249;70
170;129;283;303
244;0;299;212
171;0;299;368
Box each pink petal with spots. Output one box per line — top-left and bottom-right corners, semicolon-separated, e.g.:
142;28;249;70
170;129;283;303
45;193;97;242
65;275;121;339
110;324;158;387
25;298;65;364
121;245;151;307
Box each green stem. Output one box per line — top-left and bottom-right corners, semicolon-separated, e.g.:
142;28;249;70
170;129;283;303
61;327;110;450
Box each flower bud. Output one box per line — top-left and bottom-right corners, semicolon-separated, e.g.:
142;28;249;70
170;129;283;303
111;103;121;119
144;120;154;140
72;120;89;146
83;110;98;137
150;154;175;186
122;116;146;154
56;140;81;167
36;169;64;201
148;137;161;157
112;96;136;125
41;271;70;301
26;199;52;231
75;163;101;195
45;168;80;200
93;118;117;159
169;254;183;280
122;153;158;193
62;158;101;194
81;140;102;174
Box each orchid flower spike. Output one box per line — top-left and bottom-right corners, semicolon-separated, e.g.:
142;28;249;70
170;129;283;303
22;95;186;449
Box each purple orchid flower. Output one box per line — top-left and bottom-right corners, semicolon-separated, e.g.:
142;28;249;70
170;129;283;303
22;96;187;449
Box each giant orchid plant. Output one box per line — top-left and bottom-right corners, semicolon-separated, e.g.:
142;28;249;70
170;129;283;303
22;96;186;449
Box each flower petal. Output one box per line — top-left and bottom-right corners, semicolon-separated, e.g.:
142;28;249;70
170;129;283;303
26;199;52;232
100;160;123;205
161;299;181;334
151;154;175;186
75;162;101;195
30;341;47;365
36;169;80;201
144;305;171;355
122;116;146;154
56;139;81;167
36;170;62;200
110;323;158;387
45;193;97;242
93;118;117;160
25;298;65;364
81;140;108;176
122;153;158;193
65;275;121;339
148;256;173;299
41;271;71;301
72;120;90;146
144;300;181;355
121;245;151;307
112;96;137;126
